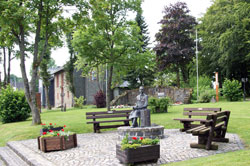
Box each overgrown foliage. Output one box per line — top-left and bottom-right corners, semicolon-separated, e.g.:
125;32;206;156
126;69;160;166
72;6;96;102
198;90;215;103
148;97;171;113
0;86;31;123
222;79;242;101
74;96;86;109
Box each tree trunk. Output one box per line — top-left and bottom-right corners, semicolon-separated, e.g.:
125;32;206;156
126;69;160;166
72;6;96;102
3;47;7;86
176;66;180;88
17;0;43;125
180;65;188;84
96;66;102;91
45;85;51;110
106;65;113;112
7;47;11;84
19;24;41;125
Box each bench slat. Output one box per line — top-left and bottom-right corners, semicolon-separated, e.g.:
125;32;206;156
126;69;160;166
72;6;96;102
173;118;207;122
183;112;214;116
184;108;221;111
86;114;129;119
86;110;131;115
87;119;130;124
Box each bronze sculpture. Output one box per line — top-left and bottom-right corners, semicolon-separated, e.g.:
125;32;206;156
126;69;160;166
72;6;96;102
129;86;148;128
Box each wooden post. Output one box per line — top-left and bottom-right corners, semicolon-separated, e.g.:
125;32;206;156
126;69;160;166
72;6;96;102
215;72;219;102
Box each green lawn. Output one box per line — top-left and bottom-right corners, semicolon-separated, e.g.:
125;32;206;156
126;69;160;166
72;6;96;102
0;101;250;165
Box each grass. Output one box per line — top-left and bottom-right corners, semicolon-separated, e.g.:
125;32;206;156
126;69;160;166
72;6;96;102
0;101;250;165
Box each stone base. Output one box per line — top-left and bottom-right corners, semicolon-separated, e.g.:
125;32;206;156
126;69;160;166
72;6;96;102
117;125;164;140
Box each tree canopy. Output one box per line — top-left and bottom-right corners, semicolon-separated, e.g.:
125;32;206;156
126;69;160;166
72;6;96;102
154;2;197;87
72;0;142;111
198;0;250;83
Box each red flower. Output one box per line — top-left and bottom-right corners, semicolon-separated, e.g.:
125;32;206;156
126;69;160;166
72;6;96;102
64;125;66;128
61;129;64;132
54;123;56;125
140;137;143;140
44;123;46;125
43;132;47;135
49;130;53;132
132;137;137;140
57;133;60;136
49;123;52;125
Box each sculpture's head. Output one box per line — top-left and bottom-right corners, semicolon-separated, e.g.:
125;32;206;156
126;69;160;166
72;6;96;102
139;86;144;94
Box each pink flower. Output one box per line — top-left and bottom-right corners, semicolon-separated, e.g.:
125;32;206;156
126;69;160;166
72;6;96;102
132;137;137;140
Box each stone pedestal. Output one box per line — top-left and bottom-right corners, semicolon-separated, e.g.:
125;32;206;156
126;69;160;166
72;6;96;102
140;109;151;127
117;125;164;140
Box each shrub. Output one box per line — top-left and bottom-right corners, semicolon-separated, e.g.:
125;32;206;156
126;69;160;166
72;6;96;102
0;86;31;123
198;89;216;103
222;79;242;101
148;97;170;113
189;75;213;101
74;96;86;108
94;90;106;108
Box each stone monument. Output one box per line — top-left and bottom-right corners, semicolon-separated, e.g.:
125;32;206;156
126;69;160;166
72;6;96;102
118;86;164;140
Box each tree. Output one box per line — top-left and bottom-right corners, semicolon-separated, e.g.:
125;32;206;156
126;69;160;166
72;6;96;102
73;0;142;111
154;2;197;88
122;11;155;89
198;0;250;85
0;0;73;125
64;32;77;96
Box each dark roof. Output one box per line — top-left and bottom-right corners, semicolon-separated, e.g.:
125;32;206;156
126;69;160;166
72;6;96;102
50;66;64;75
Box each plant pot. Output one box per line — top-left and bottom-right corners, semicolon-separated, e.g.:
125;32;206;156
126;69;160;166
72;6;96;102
116;144;160;164
37;134;77;152
40;127;64;135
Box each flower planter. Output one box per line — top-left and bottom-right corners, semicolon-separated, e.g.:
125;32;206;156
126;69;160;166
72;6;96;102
40;127;64;135
37;134;77;152
116;144;160;164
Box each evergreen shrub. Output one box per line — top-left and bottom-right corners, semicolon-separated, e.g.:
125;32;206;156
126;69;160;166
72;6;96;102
0;86;31;123
222;79;242;101
148;97;170;113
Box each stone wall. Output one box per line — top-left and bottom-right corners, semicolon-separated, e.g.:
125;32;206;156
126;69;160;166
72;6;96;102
116;86;192;105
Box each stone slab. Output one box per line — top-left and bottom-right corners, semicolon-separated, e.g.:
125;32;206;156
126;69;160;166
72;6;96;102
1;129;245;166
0;147;28;166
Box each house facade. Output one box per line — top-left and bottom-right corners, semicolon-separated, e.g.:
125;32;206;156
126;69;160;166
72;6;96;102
53;67;74;108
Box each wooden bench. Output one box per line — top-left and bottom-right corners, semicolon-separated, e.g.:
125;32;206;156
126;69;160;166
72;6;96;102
173;108;221;132
86;110;132;133
186;111;230;150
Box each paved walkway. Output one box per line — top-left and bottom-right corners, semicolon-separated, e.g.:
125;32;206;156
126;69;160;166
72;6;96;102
3;129;244;166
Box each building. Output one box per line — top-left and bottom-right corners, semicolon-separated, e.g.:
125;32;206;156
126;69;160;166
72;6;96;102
40;66;106;108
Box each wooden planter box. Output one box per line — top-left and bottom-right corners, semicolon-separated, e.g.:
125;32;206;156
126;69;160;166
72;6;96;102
40;127;64;135
38;134;77;152
116;144;160;164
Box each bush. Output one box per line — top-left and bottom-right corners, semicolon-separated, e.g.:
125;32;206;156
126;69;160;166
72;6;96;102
198;89;216;103
94;90;106;108
0;86;31;123
148;97;170;113
74;96;86;108
222;79;242;101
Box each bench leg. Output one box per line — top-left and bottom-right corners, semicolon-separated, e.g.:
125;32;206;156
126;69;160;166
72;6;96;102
213;129;229;142
181;122;192;132
190;135;218;150
94;124;101;133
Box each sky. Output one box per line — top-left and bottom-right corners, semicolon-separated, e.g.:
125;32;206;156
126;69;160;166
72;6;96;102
1;0;213;80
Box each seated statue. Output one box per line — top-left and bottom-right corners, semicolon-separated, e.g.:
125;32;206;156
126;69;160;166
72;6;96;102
129;86;148;128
